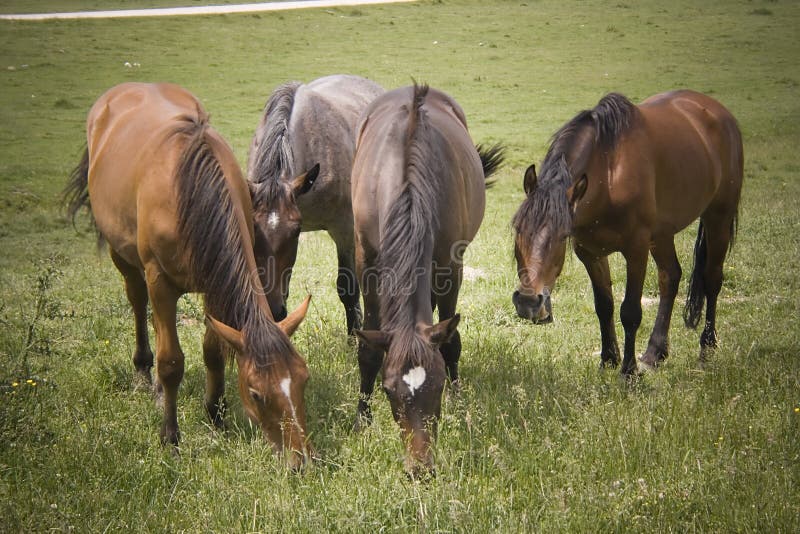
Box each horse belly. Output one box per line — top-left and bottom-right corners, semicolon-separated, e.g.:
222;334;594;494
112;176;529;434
651;140;719;233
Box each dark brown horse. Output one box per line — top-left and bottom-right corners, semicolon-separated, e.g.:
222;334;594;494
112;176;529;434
248;75;384;334
64;82;313;467
352;83;503;475
513;90;743;375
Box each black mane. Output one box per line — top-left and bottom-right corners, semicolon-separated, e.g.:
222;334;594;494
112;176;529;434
249;81;302;205
513;93;636;238
174;118;293;370
377;83;442;366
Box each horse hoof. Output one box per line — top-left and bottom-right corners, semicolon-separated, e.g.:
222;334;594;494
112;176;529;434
637;352;660;372
132;370;152;392
449;379;461;396
636;358;657;374
352;414;372;433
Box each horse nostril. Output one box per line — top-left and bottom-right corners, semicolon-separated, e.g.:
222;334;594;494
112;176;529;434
274;306;288;321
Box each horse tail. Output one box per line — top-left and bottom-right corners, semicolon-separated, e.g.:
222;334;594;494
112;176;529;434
64;146;91;224
476;142;505;188
249;81;302;184
683;220;707;329
63;146;106;249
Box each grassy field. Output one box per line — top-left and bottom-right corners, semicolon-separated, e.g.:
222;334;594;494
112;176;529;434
1;0;799;531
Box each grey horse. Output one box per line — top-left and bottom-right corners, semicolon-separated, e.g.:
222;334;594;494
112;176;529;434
247;74;385;334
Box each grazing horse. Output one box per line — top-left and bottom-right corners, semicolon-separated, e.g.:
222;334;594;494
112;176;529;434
248;74;385;334
352;83;504;475
512;90;743;375
64;82;314;467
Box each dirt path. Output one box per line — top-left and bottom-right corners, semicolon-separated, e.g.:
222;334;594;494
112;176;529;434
0;0;414;21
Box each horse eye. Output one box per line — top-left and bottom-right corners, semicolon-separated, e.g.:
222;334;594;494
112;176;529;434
249;389;264;403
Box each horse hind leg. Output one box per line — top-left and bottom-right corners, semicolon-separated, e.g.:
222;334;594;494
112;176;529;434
334;239;363;335
697;213;735;365
640;236;682;370
110;250;154;387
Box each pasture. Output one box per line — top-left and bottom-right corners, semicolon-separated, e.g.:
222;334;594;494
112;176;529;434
1;0;798;530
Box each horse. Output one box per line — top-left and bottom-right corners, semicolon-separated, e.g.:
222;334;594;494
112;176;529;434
64;82;315;468
247;74;385;335
351;83;504;475
512;90;743;376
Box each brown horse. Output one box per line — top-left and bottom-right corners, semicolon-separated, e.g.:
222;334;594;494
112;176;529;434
513;90;743;375
247;75;384;334
64;82;314;467
352;83;503;475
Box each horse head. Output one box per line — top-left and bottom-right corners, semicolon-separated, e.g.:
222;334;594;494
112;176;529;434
249;164;320;321
356;315;459;477
512;164;587;324
206;295;313;470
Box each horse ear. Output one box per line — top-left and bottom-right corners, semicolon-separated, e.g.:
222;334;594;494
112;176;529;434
569;173;588;208
355;329;392;352
424;314;461;347
291;164;320;196
205;315;245;354
523;164;537;195
278;294;312;337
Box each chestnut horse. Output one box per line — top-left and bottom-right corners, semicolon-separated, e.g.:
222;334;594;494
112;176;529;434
513;90;743;375
64;82;314;467
352;84;503;475
248;74;384;334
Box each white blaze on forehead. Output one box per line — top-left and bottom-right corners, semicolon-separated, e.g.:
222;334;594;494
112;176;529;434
402;366;427;396
280;376;302;431
280;376;292;400
267;211;280;230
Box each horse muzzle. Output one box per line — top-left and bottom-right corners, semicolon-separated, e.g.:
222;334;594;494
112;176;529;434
513;290;552;324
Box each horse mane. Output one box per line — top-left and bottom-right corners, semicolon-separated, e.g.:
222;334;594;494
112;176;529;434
377;83;441;366
249;81;302;203
174;117;293;370
513;92;637;238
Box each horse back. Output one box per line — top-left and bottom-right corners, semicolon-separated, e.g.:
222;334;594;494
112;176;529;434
352;86;484;256
289;76;384;230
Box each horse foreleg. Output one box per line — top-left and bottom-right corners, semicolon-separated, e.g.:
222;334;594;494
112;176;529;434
577;249;619;368
434;267;463;389
110;250;154;386
620;246;648;377
641;236;682;370
146;267;184;446
202;318;226;430
354;251;381;431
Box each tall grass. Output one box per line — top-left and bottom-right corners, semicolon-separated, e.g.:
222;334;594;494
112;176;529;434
1;0;798;531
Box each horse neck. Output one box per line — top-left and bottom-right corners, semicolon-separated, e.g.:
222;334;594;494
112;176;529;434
563;123;597;177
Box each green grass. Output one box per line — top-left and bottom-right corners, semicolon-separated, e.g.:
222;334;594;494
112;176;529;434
1;0;799;531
